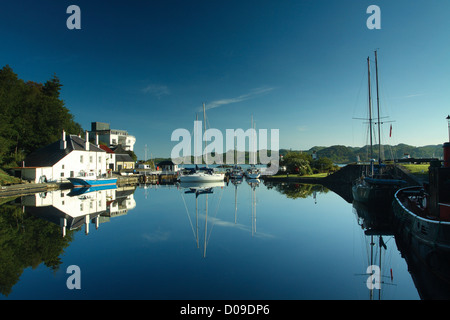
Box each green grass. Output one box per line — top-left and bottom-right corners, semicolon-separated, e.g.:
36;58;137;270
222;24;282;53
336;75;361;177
400;164;429;179
0;169;21;186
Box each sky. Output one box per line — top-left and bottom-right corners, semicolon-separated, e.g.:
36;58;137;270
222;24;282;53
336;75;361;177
1;0;450;159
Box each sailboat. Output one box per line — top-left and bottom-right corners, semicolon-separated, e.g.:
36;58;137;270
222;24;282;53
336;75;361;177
245;116;261;179
352;51;406;207
178;103;225;183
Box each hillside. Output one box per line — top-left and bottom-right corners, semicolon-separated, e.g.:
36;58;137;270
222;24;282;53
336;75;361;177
297;144;443;164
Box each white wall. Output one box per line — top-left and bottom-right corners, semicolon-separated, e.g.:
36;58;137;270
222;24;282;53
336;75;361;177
23;149;108;183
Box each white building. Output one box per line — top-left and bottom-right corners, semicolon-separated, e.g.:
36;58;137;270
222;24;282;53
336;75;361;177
90;122;136;152
19;131;108;183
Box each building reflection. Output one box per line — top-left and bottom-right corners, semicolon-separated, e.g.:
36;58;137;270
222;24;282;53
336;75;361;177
21;185;136;237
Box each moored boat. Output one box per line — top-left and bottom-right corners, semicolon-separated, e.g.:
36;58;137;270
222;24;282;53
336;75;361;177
230;165;244;179
352;51;406;206
178;166;224;182
68;171;117;188
393;165;450;253
245;166;261;179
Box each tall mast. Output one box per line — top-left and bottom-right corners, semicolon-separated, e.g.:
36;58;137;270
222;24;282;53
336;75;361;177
375;50;382;164
367;57;373;160
203;103;207;165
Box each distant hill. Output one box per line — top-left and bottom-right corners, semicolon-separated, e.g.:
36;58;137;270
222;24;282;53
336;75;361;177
295;144;443;164
157;144;444;164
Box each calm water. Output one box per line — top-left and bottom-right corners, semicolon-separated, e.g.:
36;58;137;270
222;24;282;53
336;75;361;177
0;179;435;300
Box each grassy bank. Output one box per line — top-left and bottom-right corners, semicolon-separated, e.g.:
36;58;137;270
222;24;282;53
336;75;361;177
399;163;429;181
0;169;21;186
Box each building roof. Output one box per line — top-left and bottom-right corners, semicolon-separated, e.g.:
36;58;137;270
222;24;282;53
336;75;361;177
99;145;115;153
111;144;128;154
24;135;105;168
116;154;134;162
157;160;176;166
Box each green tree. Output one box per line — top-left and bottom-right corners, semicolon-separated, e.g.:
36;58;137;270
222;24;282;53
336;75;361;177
312;157;334;173
0;65;83;167
282;152;313;175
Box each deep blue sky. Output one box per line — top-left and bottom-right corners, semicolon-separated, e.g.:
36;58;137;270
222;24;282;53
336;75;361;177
1;0;450;159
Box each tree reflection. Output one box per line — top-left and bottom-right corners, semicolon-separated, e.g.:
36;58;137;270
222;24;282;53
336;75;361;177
267;182;329;199
0;201;75;297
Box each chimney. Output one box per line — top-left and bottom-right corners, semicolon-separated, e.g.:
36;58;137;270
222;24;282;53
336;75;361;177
85;130;90;151
95;133;99;147
60;130;67;150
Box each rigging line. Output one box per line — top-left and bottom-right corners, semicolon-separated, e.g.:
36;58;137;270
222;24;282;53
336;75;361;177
180;190;196;240
206;188;225;245
351;66;368;119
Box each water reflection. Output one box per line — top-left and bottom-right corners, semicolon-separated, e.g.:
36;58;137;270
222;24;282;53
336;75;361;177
178;181;225;258
352;200;397;300
21;185;136;237
265;181;329;200
1;180;450;299
394;205;450;299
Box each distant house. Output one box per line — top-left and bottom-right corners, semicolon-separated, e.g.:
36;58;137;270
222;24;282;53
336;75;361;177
112;145;135;171
90;122;136;152
157;160;179;172
18;131;108;183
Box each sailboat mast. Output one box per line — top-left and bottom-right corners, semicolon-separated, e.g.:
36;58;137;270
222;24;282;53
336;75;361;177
203;103;207;165
367;57;373;160
375;50;382;164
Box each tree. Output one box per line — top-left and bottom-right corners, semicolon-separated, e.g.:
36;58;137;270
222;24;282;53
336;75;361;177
281;152;313;175
312;157;334;173
0;65;82;167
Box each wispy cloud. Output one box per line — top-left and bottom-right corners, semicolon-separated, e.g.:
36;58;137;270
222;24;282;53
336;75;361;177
142;229;170;243
201;215;275;239
403;93;425;99
142;84;170;98
203;87;275;111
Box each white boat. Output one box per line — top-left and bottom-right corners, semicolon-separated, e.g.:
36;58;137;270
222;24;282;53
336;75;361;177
179;167;225;182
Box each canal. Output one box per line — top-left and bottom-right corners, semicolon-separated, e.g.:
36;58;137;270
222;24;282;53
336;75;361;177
0;179;437;300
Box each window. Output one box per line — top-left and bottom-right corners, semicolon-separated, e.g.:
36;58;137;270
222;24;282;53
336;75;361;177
62;164;65;169
60;172;64;177
80;155;83;163
99;156;102;163
90;155;93;163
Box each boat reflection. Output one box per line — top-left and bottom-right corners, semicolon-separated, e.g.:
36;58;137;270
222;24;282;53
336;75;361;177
21;185;136;237
178;181;224;258
393;195;450;299
247;178;259;236
352;200;396;300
